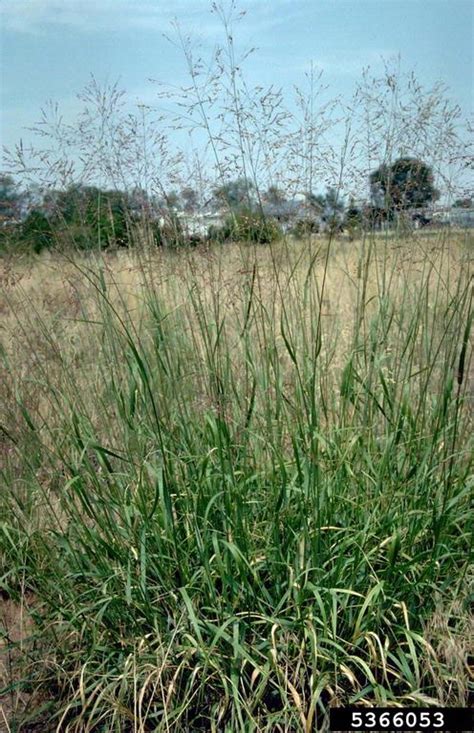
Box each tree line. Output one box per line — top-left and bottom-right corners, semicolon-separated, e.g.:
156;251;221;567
0;157;447;252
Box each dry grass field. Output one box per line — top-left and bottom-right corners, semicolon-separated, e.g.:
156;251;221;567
1;231;471;408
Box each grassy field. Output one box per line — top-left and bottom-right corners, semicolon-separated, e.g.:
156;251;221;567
0;231;472;731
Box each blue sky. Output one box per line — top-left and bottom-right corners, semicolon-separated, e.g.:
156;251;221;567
1;0;472;193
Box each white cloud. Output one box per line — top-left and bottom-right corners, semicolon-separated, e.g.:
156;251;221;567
0;0;306;37
0;1;213;35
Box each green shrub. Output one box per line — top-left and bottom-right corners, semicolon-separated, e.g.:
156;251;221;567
93;198;130;248
21;210;55;253
210;210;282;243
343;206;364;237
58;224;103;251
75;195;130;249
48;186;131;249
291;217;320;238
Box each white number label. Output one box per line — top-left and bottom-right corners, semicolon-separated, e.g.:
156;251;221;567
351;712;363;728
392;712;404;728
379;712;391;727
366;712;377;727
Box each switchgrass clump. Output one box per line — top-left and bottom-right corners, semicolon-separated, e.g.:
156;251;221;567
0;231;472;731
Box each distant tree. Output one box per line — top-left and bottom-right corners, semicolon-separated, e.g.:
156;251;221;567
296;189;346;236
322;187;345;231
97;191;130;246
370;157;438;213
47;185;130;248
180;187;199;213
305;191;325;214
0;174;17;199
344;198;363;237
128;187;151;217
213;177;254;210
261;185;291;222
21;210;54;253
46;185;107;225
0;174;20;222
362;204;389;231
305;188;345;232
165;190;181;210
263;185;287;206
453;197;472;208
324;187;343;211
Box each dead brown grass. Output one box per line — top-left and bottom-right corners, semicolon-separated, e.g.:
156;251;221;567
0;231;471;406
